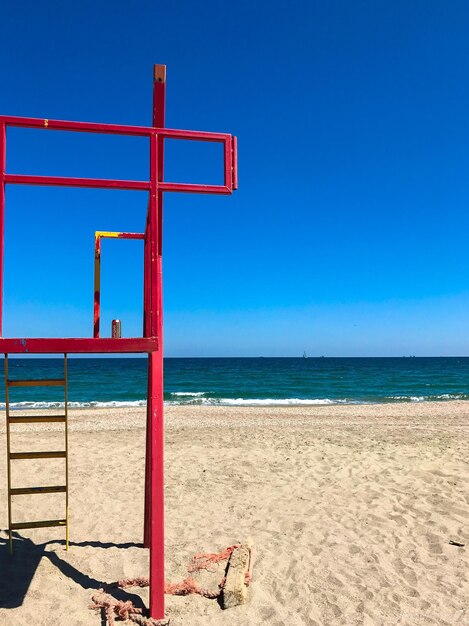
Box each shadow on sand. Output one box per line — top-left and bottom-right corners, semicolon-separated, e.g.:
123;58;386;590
0;533;146;615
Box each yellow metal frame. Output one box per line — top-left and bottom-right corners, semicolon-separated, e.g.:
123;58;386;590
5;353;69;553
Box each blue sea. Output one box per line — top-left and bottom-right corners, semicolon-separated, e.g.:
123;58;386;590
2;357;469;409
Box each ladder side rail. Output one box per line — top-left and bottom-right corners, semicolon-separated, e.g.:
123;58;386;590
64;353;69;550
4;354;13;553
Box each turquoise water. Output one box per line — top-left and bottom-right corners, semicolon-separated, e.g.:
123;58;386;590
2;357;469;408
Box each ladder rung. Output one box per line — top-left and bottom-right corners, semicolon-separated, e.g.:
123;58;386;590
7;378;65;387
10;485;66;495
9;451;66;460
8;415;66;424
10;519;66;530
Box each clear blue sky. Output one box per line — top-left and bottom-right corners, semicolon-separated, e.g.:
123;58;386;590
2;1;469;356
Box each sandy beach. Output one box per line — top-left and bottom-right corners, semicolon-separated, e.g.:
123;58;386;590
0;401;468;625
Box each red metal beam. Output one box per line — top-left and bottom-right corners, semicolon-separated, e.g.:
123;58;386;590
224;134;233;189
147;63;166;621
232;136;238;190
158;182;232;194
1;117;236;196
0;115;155;137
157;128;230;142
143;210;151;338
0;124;5;337
5;174;149;191
0;114;232;143
5;169;234;197
149;136;159;345
109;232;145;240
93;235;101;338
0;337;157;354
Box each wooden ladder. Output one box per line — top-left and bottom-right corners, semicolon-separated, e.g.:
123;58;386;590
4;353;69;553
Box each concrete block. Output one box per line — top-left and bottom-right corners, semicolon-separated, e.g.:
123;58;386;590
221;543;252;609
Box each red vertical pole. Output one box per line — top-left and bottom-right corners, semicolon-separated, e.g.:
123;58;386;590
0;123;5;337
93;235;101;338
143;208;151;547
143;211;151;337
144;66;166;546
147;64;166;620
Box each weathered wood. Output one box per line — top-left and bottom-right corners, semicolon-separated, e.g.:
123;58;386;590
9;415;66;423
10;451;66;459
221;543;252;609
10;485;66;495
7;378;65;387
11;519;66;530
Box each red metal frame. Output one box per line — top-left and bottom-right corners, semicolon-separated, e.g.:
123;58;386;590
93;231;145;339
0;337;157;353
147;65;165;617
0;122;5;337
0;116;237;195
0;65;238;621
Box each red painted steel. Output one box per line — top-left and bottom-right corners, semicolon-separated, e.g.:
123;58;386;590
149;134;159;335
147;64;166;618
158;128;229;142
93;236;101;338
5;173;150;191
0;124;5;337
1;117;235;195
0;337;157;353
158;182;232;194
224;135;233;189
143;210;151;337
0;115;232;142
232;136;238;190
6;171;232;195
114;232;145;240
0;115;155;136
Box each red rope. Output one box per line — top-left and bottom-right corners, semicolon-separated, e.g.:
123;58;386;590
188;545;239;573
89;590;166;626
114;545;242;598
91;545;252;624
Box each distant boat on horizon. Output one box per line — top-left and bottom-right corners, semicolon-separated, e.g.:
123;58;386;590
303;351;307;359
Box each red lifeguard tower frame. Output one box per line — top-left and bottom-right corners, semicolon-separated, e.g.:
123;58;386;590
0;65;238;620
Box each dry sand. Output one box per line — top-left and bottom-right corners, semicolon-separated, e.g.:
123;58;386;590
0;402;468;625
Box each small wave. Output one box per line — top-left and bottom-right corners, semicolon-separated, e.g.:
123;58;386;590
385;394;467;403
170;392;206;397
2;400;147;410
69;400;147;408
433;393;465;400
2;393;467;411
2;397;351;409
167;393;469;406
389;396;426;402
166;397;353;406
